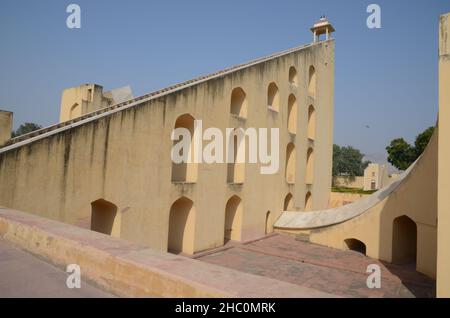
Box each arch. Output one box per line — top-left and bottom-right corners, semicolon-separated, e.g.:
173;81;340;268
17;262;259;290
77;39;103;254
305;191;312;211
171;114;198;183
265;211;272;235
224;195;243;242
371;180;376;190
230;87;247;118
285;143;296;184
267;82;280;111
289;67;298;86
308;65;317;98
344;238;367;255
307;105;316;140
392;215;417;265
227;130;245;184
168;197;196;254
306;147;314;184
287;94;297;134
69;103;80;120
91;199;120;237
284;193;294;210
86;88;92;102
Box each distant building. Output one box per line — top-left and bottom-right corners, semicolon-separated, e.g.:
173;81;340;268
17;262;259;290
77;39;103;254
364;163;389;191
363;163;401;191
333;163;401;191
59;84;133;122
333;176;364;189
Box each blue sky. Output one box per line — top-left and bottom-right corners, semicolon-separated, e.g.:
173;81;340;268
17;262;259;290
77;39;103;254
1;0;449;161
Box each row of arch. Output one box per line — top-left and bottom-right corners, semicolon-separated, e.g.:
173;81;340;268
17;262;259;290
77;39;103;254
231;88;316;137
287;95;316;138
285;143;314;185
230;65;317;119
170;113;316;185
88;193;315;255
167;193;314;254
284;191;312;212
289;65;316;97
166;192;315;254
171;114;245;184
168;195;274;254
170;67;317;184
289;65;316;91
270;65;317;109
88;203;415;259
344;215;417;267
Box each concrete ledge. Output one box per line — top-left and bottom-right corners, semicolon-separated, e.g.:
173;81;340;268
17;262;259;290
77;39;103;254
0;207;334;298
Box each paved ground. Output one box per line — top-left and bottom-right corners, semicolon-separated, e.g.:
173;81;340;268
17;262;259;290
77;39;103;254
0;234;436;298
197;234;436;298
0;240;114;298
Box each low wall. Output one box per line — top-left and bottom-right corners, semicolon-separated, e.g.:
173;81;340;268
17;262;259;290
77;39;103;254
333;176;364;189
274;129;438;279
0;207;332;298
328;192;368;208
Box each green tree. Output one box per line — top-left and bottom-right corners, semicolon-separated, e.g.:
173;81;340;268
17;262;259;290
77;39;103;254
12;122;42;138
414;126;434;157
386;126;434;171
386;138;415;171
332;144;370;180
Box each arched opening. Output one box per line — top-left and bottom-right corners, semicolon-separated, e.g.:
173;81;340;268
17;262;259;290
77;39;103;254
305;191;312;211
344;238;367;255
267;82;280;111
371;180;376;190
224;195;243;243
287;94;297;134
227;130;245;184
289;67;298;86
69;103;80;120
265;211;272;235
306;147;314;184
308;65;316;98
168;197;196;254
91;199;120;237
86;88;92;102
285;143;296;184
284;193;294;210
392;215;417;265
307;105;316;140
230;87;247;118
171;114;197;183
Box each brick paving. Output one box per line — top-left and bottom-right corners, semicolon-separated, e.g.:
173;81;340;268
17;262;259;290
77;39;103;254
197;234;435;298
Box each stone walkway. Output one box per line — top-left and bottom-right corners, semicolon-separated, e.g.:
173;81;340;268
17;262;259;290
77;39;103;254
0;240;114;298
197;234;435;298
0;234;436;298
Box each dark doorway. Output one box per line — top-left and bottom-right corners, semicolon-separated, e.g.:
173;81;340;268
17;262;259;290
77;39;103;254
392;215;417;265
344;238;366;255
91;199;118;236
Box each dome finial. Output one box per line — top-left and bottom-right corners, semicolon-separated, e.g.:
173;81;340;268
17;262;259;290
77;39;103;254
311;16;335;43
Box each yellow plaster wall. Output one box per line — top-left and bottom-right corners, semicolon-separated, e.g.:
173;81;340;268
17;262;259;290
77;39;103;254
310;128;438;279
60;84;111;122
0;110;12;146
437;12;450;297
0;41;334;255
